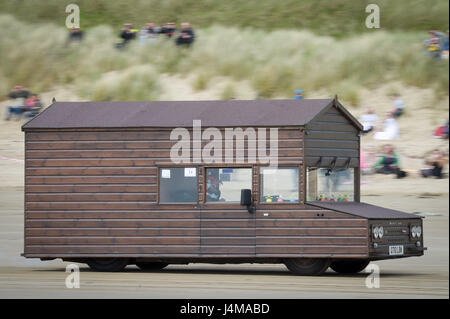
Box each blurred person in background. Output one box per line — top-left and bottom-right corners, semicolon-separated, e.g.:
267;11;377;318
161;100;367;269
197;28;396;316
146;22;160;43
67;27;83;44
176;22;195;47
442;30;449;59
372;144;407;178
432;119;449;139
391;93;406;118
359;107;378;134
445;120;449;139
4;85;30;120
116;23;137;49
138;24;149;45
361;145;378;175
373;111;400;140
23;94;43;118
421;149;448;179
293;89;304;100
161;22;176;38
425;30;444;59
139;23;160;45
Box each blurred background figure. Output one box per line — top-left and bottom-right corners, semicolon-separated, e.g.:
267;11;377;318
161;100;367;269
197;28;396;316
176;22;195;47
421;149;448;179
359;107;378;134
442;30;449;59
116;23;137;49
138;24;149;45
361;145;378;175
4;85;30;120
146;22;160;44
23;94;43;118
139;22;160;45
67;27;83;44
425;30;445;59
433;119;449;139
293;89;304;100
373;112;400;140
391;93;406;118
372;144;407;178
161;22;176;38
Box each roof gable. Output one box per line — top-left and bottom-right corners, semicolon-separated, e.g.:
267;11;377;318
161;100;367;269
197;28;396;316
307;99;363;131
22;99;337;130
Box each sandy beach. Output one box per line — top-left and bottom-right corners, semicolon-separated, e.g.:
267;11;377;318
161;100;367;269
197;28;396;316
0;95;448;298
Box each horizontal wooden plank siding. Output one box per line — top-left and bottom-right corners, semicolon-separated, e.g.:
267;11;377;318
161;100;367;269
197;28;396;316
305;105;360;168
255;205;368;257
201;206;255;255
24;127;369;259
24;127;304;258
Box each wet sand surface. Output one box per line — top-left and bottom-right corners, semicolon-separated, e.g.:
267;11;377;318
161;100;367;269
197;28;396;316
0;120;448;299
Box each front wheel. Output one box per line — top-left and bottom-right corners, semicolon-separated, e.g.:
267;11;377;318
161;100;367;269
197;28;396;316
330;259;370;274
86;258;129;272
284;258;331;276
136;262;168;271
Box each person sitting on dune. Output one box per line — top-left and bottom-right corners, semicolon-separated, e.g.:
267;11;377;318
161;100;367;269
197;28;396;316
421;149;448;179
372;144;407;178
4;85;30;120
117;23;137;49
359;108;378;134
391;94;406;118
176;22;195;47
372;144;399;174
373;112;400;140
161;22;177;38
23;94;43;118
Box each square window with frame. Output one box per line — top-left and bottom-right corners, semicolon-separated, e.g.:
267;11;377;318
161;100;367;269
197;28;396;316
159;167;198;203
260;167;299;203
306;167;355;202
205;168;252;203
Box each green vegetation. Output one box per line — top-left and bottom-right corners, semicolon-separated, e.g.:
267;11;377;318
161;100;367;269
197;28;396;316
0;14;448;104
1;0;448;36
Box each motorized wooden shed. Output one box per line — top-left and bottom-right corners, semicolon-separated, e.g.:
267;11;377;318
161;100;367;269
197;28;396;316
21;98;424;274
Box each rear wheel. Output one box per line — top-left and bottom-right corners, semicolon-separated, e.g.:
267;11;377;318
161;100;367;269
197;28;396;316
330;259;370;274
136;262;168;271
284;258;331;276
86;258;129;272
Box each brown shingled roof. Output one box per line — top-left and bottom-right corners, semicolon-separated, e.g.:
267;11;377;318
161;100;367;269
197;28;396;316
22;99;338;130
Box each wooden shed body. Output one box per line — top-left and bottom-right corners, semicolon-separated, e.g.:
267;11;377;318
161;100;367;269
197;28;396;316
21;99;423;262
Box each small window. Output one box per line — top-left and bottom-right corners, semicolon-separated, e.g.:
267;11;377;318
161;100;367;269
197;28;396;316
306;168;354;202
206;168;252;202
159;167;197;203
260;167;299;203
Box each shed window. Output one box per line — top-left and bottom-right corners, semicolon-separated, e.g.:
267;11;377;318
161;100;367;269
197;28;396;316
159;167;197;203
260;167;299;203
306;168;354;202
206;168;252;202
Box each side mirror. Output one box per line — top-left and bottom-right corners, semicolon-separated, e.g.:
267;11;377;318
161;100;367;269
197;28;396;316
240;189;255;214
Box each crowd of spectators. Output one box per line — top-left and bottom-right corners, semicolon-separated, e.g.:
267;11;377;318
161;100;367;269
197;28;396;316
68;21;196;49
115;22;195;49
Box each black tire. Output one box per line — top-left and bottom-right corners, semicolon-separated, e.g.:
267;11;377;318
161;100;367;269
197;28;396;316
330;259;370;274
86;258;129;272
136;262;168;271
284;258;331;276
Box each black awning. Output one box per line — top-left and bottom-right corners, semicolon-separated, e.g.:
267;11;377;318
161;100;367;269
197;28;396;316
307;201;422;220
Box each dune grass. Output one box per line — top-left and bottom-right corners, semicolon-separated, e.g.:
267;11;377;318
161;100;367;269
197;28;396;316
2;0;448;37
0;14;448;105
